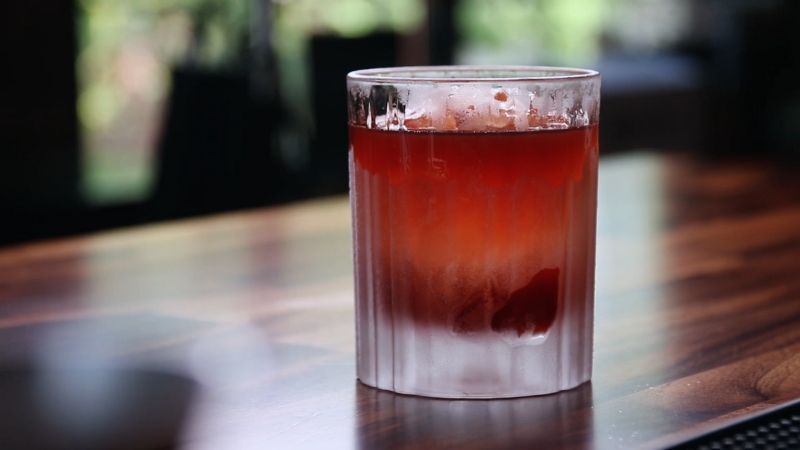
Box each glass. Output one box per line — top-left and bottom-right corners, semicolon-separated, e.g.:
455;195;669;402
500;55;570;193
347;66;600;398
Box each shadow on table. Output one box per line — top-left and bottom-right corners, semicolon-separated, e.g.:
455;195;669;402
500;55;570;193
356;381;594;448
0;366;197;450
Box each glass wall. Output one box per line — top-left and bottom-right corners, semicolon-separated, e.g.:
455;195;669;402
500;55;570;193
76;0;249;204
76;0;690;204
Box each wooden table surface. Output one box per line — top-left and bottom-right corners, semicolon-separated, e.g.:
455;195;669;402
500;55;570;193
2;152;800;449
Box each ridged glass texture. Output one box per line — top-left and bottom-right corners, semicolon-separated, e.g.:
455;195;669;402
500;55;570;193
348;66;600;398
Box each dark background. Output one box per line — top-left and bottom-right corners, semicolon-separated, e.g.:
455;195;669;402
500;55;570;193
2;0;799;246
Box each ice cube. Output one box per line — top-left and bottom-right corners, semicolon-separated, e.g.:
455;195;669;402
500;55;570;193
403;84;546;132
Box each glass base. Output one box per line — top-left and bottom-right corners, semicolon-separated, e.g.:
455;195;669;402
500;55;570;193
356;319;592;399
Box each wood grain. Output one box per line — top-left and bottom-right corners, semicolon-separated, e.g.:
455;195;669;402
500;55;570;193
1;152;800;449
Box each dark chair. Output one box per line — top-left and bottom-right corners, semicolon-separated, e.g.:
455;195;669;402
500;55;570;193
149;68;282;221
307;33;397;196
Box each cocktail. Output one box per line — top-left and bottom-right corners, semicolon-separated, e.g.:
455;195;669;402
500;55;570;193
348;67;600;398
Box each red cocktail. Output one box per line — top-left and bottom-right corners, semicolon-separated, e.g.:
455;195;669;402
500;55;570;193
348;67;600;398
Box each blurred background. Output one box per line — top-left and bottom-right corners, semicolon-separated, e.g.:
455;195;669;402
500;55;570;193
2;0;799;246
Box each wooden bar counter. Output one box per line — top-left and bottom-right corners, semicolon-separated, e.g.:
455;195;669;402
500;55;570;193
1;152;800;449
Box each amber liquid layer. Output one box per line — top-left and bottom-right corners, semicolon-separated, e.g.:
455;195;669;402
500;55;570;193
350;125;598;398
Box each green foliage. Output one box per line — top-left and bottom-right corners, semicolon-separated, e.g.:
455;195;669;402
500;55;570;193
455;0;609;65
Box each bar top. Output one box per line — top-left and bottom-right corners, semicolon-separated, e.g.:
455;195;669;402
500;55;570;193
1;152;800;449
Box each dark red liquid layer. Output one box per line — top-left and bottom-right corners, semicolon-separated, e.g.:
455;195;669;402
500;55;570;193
350;125;598;336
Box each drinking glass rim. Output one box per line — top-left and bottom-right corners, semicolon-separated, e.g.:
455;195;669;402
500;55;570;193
348;65;600;83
